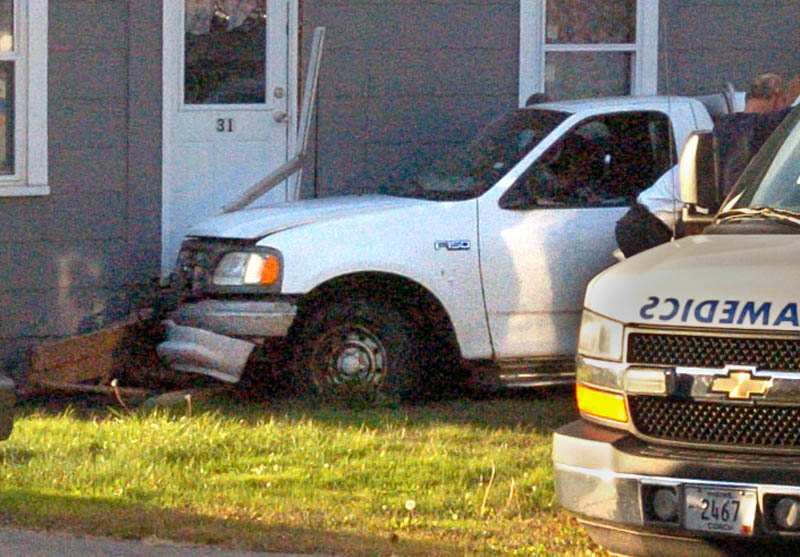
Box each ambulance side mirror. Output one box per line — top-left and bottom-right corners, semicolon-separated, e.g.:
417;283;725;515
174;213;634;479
679;130;719;210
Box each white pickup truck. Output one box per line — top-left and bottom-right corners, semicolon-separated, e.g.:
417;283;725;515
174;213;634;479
157;96;713;400
553;106;800;555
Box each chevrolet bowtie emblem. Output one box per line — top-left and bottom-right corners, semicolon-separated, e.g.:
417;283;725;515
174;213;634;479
711;370;773;400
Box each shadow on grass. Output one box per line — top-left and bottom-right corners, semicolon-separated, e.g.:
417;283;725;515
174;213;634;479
16;381;578;436
0;488;456;556
266;387;580;433
0;446;35;466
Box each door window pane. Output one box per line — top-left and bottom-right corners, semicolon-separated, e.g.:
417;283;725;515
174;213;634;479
598;111;674;197
508;111;673;208
0;1;12;52
184;1;267;104
0;62;14;175
545;51;631;100
546;0;635;44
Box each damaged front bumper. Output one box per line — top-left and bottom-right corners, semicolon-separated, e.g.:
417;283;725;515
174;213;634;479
156;299;297;383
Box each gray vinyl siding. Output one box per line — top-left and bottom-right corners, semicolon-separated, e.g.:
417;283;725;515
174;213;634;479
300;0;519;197
302;0;800;198
0;1;162;376
1;0;797;376
659;0;800;95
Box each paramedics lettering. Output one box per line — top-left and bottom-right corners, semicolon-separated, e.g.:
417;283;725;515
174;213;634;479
639;297;800;327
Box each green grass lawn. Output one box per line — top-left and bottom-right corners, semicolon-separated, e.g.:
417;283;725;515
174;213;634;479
0;388;605;556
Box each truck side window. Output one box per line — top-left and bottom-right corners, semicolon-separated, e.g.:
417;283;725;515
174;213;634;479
500;111;675;210
604;112;675;199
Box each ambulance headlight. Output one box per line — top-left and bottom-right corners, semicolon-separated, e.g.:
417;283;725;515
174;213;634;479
212;249;282;291
578;310;624;362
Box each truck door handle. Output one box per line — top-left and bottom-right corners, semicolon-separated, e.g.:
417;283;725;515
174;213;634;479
273;111;288;123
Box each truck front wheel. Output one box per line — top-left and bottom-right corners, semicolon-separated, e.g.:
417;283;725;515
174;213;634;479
294;297;422;403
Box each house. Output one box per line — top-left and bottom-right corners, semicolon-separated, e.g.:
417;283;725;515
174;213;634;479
0;0;798;378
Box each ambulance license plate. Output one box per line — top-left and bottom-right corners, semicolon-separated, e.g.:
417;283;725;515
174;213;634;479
684;485;757;536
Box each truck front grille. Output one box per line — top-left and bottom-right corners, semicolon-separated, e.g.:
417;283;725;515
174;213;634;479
174;242;214;294
172;238;254;295
627;332;800;371
629;395;800;448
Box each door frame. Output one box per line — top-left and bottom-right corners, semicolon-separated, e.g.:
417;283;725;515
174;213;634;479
160;0;300;276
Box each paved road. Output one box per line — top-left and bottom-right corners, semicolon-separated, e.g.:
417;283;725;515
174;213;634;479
0;526;322;557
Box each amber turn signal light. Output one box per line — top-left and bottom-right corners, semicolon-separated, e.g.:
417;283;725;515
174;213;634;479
259;255;280;285
576;383;629;423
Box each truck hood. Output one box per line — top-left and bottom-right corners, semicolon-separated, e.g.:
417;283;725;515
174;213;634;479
187;195;429;240
586;234;800;331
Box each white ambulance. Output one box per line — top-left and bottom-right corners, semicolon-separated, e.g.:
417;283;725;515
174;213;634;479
554;107;800;554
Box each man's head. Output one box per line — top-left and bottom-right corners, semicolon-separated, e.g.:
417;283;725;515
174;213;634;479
745;73;786;113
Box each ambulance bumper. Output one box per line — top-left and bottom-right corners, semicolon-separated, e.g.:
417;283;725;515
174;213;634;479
554;419;800;556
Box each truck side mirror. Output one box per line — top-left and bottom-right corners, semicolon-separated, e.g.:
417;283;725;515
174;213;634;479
679;130;719;210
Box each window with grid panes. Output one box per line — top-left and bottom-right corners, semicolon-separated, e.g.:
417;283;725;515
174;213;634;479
519;0;658;104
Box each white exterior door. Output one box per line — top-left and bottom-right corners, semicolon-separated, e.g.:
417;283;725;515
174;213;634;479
162;1;295;275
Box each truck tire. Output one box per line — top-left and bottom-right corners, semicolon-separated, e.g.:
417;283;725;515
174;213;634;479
294;297;422;403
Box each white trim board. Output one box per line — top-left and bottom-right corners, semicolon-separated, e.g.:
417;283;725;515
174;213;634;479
0;0;48;196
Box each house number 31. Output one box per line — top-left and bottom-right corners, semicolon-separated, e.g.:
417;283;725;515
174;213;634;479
216;118;233;132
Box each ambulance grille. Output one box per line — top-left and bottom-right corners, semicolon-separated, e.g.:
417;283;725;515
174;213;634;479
627;332;800;371
629;395;800;448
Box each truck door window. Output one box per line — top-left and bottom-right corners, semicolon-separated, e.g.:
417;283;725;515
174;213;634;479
501;111;675;209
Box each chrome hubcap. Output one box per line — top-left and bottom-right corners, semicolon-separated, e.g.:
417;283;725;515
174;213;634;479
315;326;386;393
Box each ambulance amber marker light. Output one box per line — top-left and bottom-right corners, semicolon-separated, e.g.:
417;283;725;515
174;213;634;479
576;383;629;423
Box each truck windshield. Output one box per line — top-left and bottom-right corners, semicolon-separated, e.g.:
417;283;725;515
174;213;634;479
723;107;800;217
390;109;569;201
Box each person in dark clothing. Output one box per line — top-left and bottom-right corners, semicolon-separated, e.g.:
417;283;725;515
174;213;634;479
713;74;792;199
615;200;673;258
715;107;791;200
616;75;792;258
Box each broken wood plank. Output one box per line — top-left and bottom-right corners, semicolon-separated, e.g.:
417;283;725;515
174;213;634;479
33;380;151;397
287;26;326;201
222;26;326;210
28;315;162;388
220;155;304;214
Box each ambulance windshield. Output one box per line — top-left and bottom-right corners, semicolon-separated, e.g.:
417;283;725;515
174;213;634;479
725;107;800;215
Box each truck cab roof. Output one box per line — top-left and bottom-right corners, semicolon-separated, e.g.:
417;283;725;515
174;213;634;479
531;95;702;115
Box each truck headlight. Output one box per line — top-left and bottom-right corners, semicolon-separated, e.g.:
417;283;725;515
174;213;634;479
213;250;282;289
578;310;624;362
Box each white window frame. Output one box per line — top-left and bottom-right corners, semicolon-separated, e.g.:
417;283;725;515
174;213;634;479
519;0;659;106
0;0;48;197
